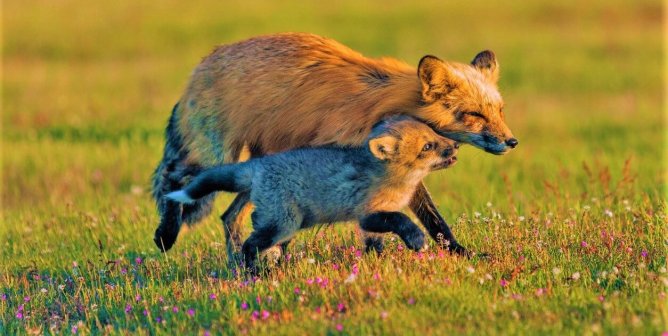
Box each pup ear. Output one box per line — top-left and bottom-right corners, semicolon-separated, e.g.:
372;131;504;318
471;50;499;83
418;55;462;103
369;135;398;160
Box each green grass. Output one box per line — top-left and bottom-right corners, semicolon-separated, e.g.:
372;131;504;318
2;0;666;334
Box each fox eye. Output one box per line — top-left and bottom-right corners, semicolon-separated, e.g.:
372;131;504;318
422;143;433;152
464;111;488;121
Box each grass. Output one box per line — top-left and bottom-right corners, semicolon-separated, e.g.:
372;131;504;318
1;0;666;334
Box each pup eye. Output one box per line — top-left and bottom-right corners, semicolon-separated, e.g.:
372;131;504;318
422;143;433;151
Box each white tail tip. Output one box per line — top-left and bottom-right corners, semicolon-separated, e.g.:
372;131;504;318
165;190;196;204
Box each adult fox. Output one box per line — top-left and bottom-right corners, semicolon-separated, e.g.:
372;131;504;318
152;33;518;257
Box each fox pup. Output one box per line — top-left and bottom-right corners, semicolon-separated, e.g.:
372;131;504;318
165;117;458;270
153;32;518;257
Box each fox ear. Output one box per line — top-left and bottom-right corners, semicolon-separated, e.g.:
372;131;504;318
369;135;398;160
418;55;462;103
471;50;499;83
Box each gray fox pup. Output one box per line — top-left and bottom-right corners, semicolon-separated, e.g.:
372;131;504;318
165;117;458;271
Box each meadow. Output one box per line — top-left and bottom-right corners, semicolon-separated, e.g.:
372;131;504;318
2;0;666;334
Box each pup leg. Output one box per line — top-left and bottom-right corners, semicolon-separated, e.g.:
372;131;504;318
221;192;253;263
409;182;468;256
242;209;299;274
360;212;426;251
360;230;385;254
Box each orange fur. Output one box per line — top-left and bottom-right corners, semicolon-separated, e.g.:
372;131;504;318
175;33;515;167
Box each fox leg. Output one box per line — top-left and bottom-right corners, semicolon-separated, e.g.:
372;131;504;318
360;230;385;254
360;212;426;251
242;209;298;274
409;181;469;256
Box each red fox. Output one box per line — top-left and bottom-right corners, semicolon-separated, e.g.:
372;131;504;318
152;33;517;257
165;117;458;272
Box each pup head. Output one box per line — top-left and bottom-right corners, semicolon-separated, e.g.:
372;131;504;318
368;116;458;172
413;51;518;155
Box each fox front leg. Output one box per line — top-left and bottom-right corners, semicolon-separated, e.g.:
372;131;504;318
360;212;426;251
409;182;470;257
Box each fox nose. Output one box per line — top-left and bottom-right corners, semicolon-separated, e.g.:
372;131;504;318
505;138;519;148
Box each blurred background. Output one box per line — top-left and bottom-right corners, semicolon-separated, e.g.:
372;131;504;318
2;0;664;217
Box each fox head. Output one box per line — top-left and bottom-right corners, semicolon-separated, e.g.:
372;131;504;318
413;51;518;155
368;117;458;178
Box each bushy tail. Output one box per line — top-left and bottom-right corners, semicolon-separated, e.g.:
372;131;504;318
166;164;252;204
152;102;218;251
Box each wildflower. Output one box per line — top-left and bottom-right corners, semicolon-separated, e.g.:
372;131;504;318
262;310;270;320
241;302;248;310
641;250;648;258
581;241;588;248
604;209;613;218
1;294;6;301
40;288;47;294
252;310;260;320
256;296;262;304
552;267;562;275
352;264;359;275
135;257;142;265
24;296;30;302
125;304;132;313
474;212;481;218
598;295;605;302
466;266;475;274
71;325;78;334
571;272;581;281
121;268;127;275
518;216;525;222
535;288;546;297
397;244;404;251
306;278;315;285
332;264;340;271
16;312;23;319
156;316;162;323
204;331;211;336
143;310;149;316
500;279;509;287
159;296;164;303
407;298;416;305
173;306;179;313
307;258;315;264
209;293;217;300
373;273;381;281
380;311;389;319
135;294;141;302
355;250;362;258
58;285;65;291
486;202;492;207
187;308;195;317
73;261;78;268
336;324;344;332
294;287;301;294
337;303;346;312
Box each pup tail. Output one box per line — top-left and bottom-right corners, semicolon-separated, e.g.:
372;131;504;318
166;163;252;203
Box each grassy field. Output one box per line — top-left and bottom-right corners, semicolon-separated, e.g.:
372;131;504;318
2;0;666;334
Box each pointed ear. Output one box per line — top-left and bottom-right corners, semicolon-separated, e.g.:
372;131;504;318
369;135;398;160
471;50;499;83
418;55;462;103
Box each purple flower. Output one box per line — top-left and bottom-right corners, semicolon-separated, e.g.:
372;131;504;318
121;268;127;275
407;297;416;305
641;250;648;258
336;324;343;332
380;311;389;319
500;279;509;287
125;304;132;313
156;316;162;323
204;331;211;336
1;293;6;301
143;309;148;316
332;264;340;271
581;241;588;248
159;296;164;303
71;325;78;334
598;295;605;302
209;293;217;300
294;287;301;294
352;264;359;275
187;308;195;317
535;288;546;297
252;310;260;320
24;296;30;302
135;294;141;302
172;306;179;313
16;312;23;319
135;257;142;265
261;310;270;320
306;278;314;285
355;249;362;258
240;302;249;310
256;296;261;304
397;244;404;251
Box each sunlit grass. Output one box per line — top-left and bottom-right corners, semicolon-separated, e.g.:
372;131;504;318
1;0;665;334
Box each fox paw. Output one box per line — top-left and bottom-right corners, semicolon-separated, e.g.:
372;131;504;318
402;230;426;251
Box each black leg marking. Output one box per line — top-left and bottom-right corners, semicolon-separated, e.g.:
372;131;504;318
221;191;251;257
360;212;425;251
154;199;183;252
241;226;279;275
409;182;470;257
364;235;385;254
